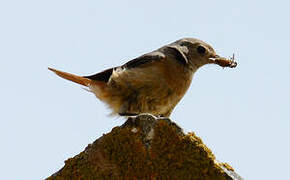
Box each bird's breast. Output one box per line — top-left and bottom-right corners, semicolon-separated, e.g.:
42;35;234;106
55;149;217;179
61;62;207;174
98;58;194;116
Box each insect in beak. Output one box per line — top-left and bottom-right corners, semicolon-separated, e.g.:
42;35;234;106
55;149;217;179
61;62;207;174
209;53;237;68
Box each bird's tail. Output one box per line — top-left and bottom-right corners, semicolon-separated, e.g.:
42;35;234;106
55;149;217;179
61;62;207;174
48;67;92;87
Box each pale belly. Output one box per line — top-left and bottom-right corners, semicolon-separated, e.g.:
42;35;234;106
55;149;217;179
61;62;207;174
90;60;194;117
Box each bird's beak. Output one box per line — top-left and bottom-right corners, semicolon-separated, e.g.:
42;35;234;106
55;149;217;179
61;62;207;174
209;54;237;68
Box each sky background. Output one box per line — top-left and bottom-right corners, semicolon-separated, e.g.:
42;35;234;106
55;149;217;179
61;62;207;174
0;0;289;179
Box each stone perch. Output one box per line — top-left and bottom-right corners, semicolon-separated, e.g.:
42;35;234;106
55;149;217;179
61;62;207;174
46;114;243;180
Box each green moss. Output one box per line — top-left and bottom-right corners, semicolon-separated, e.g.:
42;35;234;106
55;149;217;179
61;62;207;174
100;126;151;179
46;140;117;180
149;120;226;180
47;118;230;180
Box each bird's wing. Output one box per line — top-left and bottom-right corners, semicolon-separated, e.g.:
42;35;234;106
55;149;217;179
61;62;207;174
123;45;188;69
83;52;165;83
122;51;166;69
63;46;187;83
84;68;114;82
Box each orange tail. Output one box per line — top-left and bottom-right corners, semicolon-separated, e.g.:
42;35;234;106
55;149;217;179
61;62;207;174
48;67;92;86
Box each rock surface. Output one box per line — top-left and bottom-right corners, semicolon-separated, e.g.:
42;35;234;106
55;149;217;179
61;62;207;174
46;114;243;180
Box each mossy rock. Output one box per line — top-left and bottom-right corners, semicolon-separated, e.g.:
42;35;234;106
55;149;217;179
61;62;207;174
47;114;241;180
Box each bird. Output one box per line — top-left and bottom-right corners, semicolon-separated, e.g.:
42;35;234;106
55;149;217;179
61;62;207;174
49;38;237;117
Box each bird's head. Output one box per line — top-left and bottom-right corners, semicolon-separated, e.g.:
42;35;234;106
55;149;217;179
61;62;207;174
167;38;237;70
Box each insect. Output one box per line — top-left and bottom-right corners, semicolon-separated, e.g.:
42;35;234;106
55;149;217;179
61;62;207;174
210;53;237;68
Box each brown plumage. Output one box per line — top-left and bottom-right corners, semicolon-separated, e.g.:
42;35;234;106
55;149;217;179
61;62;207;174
49;38;237;117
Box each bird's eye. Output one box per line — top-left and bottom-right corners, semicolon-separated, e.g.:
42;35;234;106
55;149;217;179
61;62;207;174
197;46;206;54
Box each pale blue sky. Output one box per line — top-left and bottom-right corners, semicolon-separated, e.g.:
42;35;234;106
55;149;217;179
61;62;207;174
0;1;289;180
